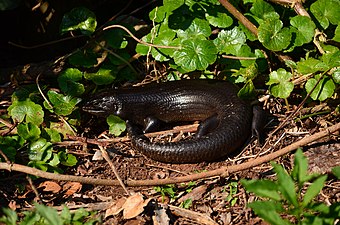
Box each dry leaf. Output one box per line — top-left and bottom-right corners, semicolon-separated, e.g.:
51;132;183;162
38;181;61;193
105;197;127;218
63;182;82;196
122;193;151;219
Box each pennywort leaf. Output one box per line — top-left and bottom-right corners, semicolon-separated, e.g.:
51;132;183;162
58;68;85;96
17;122;41;141
310;0;340;29
8;99;44;126
258;16;291;51
305;74;336;101
266;69;294;99
107;115;126;136
60;7;97;35
173;39;217;72
45;91;81;116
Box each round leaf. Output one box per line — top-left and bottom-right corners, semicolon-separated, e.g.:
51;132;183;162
107;115;126;136
266;69;294;99
8;99;44;126
60;7;97;35
213;27;246;54
84;68;116;85
58;68;85;96
290;16;316;47
177;18;211;39
29;138;53;162
17;122;41;141
258;18;291;51
310;0;340;29
173;39;217;72
46;91;81;116
305;75;336;101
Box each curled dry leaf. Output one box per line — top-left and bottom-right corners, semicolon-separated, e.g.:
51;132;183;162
105;197;127;218
123;193;151;219
63;182;82;196
38;181;62;193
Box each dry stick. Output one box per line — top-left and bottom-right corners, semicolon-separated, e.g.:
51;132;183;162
66;124;199;146
1;122;339;187
98;145;130;195
103;24;180;50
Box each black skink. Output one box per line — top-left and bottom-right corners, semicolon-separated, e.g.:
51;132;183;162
83;79;262;163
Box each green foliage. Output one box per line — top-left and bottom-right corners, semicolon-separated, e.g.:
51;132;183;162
0;204;100;225
266;69;294;99
106;115;126;136
60;7;97;35
241;149;339;225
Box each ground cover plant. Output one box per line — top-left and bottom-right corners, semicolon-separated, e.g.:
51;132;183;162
0;0;339;224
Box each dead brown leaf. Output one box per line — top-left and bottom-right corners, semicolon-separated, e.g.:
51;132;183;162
105;197;127;218
63;182;82;196
122;193;151;219
38;181;61;193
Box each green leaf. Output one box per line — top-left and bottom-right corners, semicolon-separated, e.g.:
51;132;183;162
213;27;246;54
289;16;316;48
107;115;126;136
296;58;328;74
35;203;63;225
250;0;276;21
321;51;340;68
151;30;177;61
241;179;281;201
266;68;294;99
8;99;44;126
45;90;81;116
310;0;340;29
205;5;233;28
302;175;327;207
84;68;116;85
248;201;292;225
163;0;185;12
305;74;336;101
44;128;62;143
238;80;256;99
258;17;291;51
58;68;85;96
177;18;211;39
60;7;97;35
29;138;53;162
173;39;217;72
0;208;18;225
58;151;77;167
17;122;41;141
291;149;310;185
272;162;298;207
333;24;340;42
149;5;167;22
332;166;340;179
48;153;60;167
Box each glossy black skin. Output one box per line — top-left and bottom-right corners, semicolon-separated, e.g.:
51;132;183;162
83;79;258;163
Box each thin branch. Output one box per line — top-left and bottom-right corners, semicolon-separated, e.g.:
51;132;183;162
98;145;130;195
103;24;180;50
1;122;339;186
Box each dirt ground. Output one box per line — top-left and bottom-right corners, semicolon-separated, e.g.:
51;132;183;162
0;61;339;224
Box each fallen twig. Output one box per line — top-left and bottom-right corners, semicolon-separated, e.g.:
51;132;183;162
1;122;339;186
